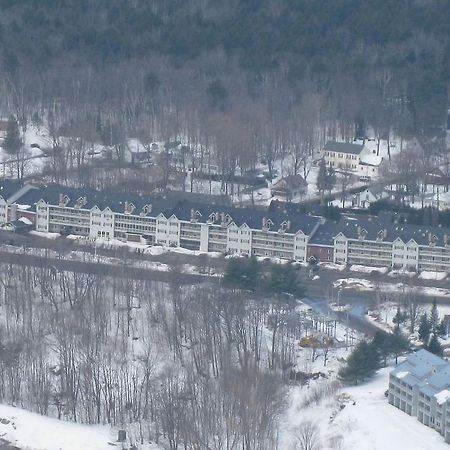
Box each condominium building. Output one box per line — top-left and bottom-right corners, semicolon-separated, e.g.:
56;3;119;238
0;182;321;263
1;180;450;273
389;350;450;443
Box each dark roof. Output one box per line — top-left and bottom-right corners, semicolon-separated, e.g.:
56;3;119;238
162;190;231;206
309;214;450;247
171;201;322;235
324;141;364;155
0;180;26;201
14;183;178;216
272;175;308;191
308;221;340;246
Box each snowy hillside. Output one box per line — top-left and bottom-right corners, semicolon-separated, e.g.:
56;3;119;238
0;403;160;450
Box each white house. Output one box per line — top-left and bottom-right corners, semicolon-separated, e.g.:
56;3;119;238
323;141;383;177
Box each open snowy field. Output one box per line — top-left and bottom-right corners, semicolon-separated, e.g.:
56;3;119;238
0;403;160;450
283;367;448;449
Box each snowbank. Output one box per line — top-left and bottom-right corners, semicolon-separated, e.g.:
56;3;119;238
319;262;346;271
419;271;448;281
350;264;388;274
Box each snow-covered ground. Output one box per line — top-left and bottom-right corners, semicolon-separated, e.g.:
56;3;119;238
283;366;449;449
350;264;388;274
0;403;160;450
318;262;346;271
419;270;448;281
334;277;450;298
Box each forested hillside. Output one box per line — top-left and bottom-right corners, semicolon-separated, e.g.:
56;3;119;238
0;0;448;144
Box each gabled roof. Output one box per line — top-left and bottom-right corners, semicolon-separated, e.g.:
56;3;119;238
324;141;365;155
272;174;308;190
170;201;321;235
0;179;25;201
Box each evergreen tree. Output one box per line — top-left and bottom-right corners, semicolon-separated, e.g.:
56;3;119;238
3;116;21;155
418;313;431;345
389;326;410;364
430;298;440;334
428;333;443;356
372;330;390;367
223;257;261;291
392;307;406;326
265;262;304;297
339;341;380;385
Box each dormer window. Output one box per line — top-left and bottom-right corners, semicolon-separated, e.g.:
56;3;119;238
59;194;70;207
140;204;151;216
124;202;135;214
74;196;87;209
429;234;437;247
262;218;274;231
190;209;201;223
220;212;232;227
279;220;291;233
357;226;367;240
207;212;219;224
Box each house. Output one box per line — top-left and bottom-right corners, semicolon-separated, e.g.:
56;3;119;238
270;175;308;201
358;153;384;177
388;349;450;443
323;141;383;177
124;139;151;164
323;141;368;171
0;217;33;233
352;186;387;209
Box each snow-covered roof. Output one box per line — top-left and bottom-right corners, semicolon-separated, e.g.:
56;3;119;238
360;154;383;167
434;389;450;405
324;141;365;155
395;371;410;379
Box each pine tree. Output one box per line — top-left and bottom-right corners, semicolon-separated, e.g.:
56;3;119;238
3;116;21;155
339;340;380;385
430;298;440;334
428;333;443;356
326;166;337;194
266;262;304;297
389;326;410;364
372;330;390;367
223;256;261;290
418;313;431;345
393;307;406;326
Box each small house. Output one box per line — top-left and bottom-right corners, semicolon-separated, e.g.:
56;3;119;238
271;175;308;201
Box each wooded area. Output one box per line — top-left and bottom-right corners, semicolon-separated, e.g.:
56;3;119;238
0;0;448;191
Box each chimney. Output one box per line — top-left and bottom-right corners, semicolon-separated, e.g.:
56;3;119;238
8;204;17;222
190;209;196;222
59;193;64;207
262;217;267;230
445;234;448;246
124;201;129;213
384;229;387;238
286;220;291;231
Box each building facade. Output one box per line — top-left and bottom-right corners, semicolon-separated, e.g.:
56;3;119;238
389;350;450;443
1;181;450;273
323;141;383;177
